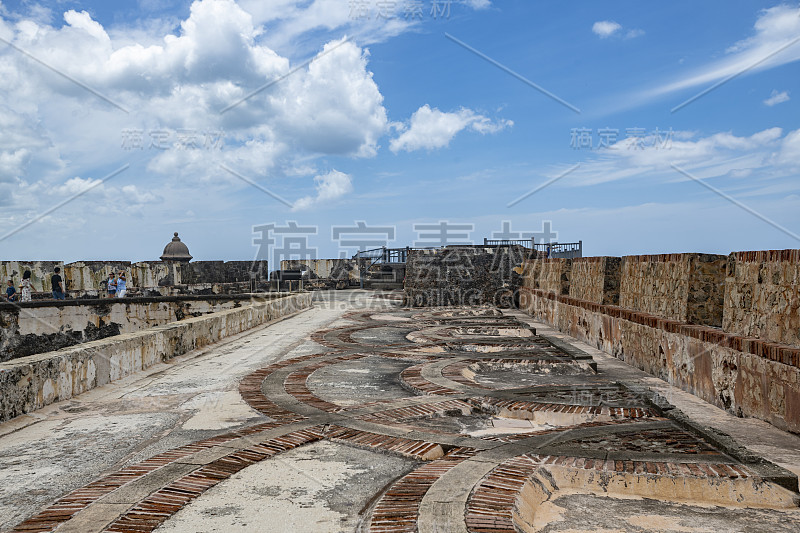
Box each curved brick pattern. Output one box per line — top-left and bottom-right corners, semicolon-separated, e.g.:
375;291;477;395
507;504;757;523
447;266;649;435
441;360;492;389
359;399;475;425
524;454;754;479
10;421;285;533
399;362;461;396
9;303;797;533
238;353;324;422
466;453;758;533
103;428;324;533
283;354;368;412
470;396;658;420
369;447;476;533
323;425;445;460
466;455;541;533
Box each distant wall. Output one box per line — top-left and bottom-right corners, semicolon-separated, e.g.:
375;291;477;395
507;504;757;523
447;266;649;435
0;292;312;422
404;246;528;307
0;260;268;297
0;294;275;362
281;259;361;289
180;261;268;284
0;261;64;293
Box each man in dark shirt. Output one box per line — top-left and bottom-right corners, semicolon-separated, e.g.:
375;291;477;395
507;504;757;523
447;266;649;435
51;267;65;300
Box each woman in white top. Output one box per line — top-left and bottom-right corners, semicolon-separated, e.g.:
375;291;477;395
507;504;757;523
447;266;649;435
20;270;32;302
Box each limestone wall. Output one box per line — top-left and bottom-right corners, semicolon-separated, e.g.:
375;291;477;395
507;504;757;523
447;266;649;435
0;261;64;292
723;250;800;347
519;288;800;433
0;292;312;422
0;260;271;297
521;258;571;295
568;257;621;305
0;295;274;362
619;254;726;327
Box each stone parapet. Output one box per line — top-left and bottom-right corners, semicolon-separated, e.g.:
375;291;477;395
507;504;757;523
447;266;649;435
724;249;800;347
519;287;800;433
0;292;312;422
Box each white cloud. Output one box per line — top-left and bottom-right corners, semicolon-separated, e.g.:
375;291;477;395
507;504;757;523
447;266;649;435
592;20;621;38
292;169;353;211
0;0;393;185
652;5;800;98
764;89;790;106
389;105;512;153
562;127;798;190
592;20;643;39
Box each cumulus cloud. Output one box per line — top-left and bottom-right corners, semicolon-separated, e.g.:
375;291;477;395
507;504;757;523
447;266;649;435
292;169;353;210
592;20;621;38
389;105;512;153
0;0;391;184
764;89;790;106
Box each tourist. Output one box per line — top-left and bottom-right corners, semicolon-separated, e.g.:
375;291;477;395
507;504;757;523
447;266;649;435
6;280;17;301
51;267;65;300
106;273;117;298
20;270;32;302
116;272;127;298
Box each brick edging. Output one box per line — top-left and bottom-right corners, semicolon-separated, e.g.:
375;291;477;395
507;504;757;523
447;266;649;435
520;287;800;368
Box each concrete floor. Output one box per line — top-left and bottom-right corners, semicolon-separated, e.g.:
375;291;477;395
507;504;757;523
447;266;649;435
1;291;799;533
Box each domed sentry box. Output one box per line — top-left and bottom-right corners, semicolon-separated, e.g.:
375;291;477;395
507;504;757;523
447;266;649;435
160;232;193;262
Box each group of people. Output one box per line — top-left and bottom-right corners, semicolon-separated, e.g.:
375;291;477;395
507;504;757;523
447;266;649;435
5;270;32;302
105;272;127;298
4;267;128;302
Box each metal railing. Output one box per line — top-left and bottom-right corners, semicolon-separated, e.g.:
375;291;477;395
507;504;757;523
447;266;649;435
483;238;535;248
533;241;583;258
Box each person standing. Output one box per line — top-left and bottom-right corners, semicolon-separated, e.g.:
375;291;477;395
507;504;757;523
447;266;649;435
20;270;32;302
106;273;117;298
116;271;127;298
51;267;65;300
6;280;17;301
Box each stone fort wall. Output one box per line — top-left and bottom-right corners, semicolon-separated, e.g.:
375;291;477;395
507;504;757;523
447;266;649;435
0;260;267;296
519;248;800;433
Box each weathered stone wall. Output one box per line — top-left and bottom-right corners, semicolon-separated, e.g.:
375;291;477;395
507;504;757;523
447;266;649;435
0;261;64;292
0;292;312;422
405;246;528;307
519;288;800;434
0;260;270;297
619;254;726;327
521;258;571;295
567;256;621;305
0;295;272;362
180;261;268;284
281;259;361;289
723;249;800;347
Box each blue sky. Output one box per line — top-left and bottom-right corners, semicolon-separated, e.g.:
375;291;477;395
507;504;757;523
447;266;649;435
0;0;798;262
